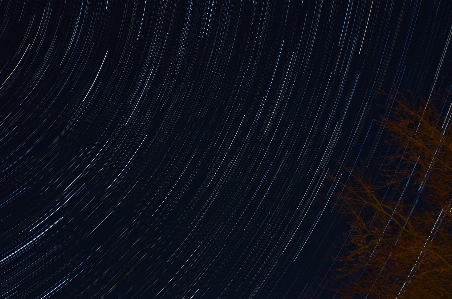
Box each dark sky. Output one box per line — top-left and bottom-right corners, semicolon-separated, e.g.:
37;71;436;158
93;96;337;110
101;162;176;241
1;0;451;298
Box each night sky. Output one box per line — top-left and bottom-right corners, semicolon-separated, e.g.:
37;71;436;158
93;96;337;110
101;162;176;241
1;0;452;298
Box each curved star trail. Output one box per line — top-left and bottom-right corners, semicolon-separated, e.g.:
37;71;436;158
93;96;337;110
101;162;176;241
1;1;451;298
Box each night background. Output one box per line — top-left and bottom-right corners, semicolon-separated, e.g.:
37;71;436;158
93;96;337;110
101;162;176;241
1;0;451;298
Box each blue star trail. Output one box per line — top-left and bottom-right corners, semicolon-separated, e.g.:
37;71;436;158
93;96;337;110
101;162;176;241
1;0;451;298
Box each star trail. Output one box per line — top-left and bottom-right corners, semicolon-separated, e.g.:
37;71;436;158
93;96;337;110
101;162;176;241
1;0;452;298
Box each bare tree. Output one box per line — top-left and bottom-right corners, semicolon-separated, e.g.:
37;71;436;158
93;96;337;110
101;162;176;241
320;90;452;298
